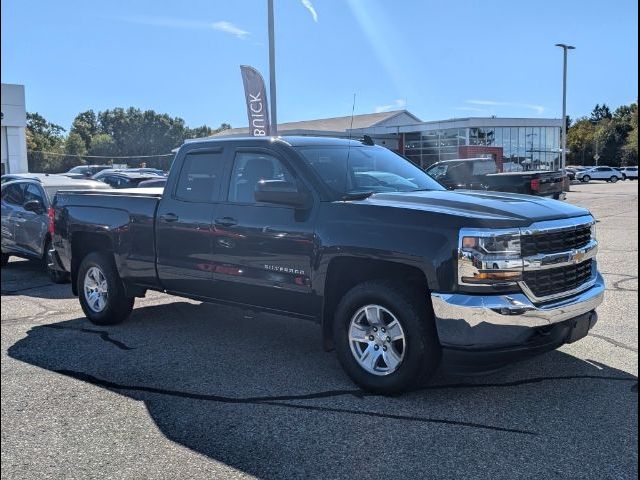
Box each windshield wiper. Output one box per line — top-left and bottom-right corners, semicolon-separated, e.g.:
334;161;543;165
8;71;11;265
341;191;375;201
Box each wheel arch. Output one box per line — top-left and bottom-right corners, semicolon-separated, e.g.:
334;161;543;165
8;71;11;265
320;256;433;351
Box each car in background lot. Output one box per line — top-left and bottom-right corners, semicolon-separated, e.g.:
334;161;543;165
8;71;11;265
137;177;167;189
425;157;566;199
575;166;624;183
63;165;113;179
565;167;587;181
1;176;111;281
620;166;638;180
1;173;55;184
91;168;165;181
93;171;165;189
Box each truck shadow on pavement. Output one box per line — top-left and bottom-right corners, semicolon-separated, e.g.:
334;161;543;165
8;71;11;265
7;301;638;479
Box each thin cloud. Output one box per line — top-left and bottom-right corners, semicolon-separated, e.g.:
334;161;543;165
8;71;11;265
374;99;406;113
119;16;249;39
468;100;545;115
301;0;318;22
211;21;250;39
454;107;490;113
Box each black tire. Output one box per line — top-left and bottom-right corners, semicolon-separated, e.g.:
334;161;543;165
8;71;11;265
582;175;591;182
1;253;8;267
610;176;619;183
333;280;441;394
77;252;134;325
43;239;69;284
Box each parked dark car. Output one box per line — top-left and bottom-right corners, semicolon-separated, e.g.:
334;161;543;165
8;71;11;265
1;176;111;281
51;136;603;393
63;165;113;179
425;158;566;199
94;171;164;189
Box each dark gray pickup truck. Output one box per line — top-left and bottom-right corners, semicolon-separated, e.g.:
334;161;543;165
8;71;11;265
50;136;604;393
426;157;567;199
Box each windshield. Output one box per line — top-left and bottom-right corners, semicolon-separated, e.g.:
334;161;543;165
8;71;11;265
296;145;444;198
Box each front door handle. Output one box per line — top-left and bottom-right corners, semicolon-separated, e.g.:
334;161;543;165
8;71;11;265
160;213;179;223
215;217;237;227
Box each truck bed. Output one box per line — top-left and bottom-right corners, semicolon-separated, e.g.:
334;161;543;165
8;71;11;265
53;189;163;289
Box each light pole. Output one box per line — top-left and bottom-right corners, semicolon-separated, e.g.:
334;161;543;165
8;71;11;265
555;43;575;170
268;0;278;135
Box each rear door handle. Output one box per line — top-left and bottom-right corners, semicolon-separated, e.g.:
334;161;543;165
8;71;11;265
215;217;237;227
160;213;179;223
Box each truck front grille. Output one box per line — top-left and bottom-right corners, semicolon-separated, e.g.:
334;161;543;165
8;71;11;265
521;224;592;256
522;260;593;299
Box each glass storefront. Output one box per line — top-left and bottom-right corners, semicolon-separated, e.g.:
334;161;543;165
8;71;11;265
404;125;561;171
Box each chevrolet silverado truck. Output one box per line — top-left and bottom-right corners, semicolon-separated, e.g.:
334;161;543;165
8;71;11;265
50;136;604;393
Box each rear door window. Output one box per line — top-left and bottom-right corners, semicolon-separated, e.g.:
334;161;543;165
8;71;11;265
175;151;226;203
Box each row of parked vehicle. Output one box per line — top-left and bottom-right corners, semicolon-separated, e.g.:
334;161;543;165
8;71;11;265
1;165;168;280
565;165;638;182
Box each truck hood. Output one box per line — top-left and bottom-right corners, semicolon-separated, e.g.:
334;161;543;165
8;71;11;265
358;190;590;225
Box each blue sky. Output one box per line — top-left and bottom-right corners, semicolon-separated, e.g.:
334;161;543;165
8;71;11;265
1;0;638;130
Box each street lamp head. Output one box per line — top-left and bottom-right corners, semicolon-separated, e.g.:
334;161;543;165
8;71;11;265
555;43;576;49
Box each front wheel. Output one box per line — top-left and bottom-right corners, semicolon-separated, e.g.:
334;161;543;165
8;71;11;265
610;176;619;183
582;175;591;182
333;280;441;394
77;252;134;325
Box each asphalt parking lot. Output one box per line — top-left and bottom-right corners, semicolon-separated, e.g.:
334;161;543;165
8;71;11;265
1;181;637;479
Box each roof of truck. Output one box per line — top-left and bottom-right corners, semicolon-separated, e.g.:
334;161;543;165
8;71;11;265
185;135;374;148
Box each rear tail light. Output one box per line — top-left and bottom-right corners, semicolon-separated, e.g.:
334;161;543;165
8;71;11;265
530;179;540;192
48;207;55;235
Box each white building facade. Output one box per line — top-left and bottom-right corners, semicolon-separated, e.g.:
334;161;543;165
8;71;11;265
1;83;28;174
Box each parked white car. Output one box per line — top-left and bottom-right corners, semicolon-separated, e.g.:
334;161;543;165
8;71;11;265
620;166;638;180
575;166;624;183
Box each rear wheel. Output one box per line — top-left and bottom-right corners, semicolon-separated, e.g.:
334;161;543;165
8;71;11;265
333;280;441;394
77;252;134;325
610;176;619;183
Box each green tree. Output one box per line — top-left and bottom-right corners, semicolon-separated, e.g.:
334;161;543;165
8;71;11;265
567;118;596;165
70;110;99;151
98;107;187;156
590;104;613;123
621;104;638;165
88;133;117;157
26;112;66;172
185;123;232;139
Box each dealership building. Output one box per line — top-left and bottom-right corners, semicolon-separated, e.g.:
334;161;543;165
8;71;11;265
1;83;28;175
215;110;564;171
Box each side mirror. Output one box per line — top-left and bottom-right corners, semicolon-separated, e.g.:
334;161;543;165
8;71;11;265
255;180;311;208
23;199;45;214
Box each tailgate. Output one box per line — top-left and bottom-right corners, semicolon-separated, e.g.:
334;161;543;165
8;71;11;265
535;172;565;196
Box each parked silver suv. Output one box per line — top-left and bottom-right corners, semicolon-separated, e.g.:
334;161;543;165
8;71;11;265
1;175;111;281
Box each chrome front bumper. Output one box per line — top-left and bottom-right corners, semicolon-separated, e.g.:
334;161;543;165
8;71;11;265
431;272;605;348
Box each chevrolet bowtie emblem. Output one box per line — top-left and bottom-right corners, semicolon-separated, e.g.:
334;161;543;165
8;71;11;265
572;251;585;263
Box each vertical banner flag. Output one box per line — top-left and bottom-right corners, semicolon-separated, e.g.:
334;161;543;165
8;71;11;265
240;65;271;136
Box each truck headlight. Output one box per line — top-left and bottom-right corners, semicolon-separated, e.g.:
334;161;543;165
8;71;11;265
458;229;523;287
